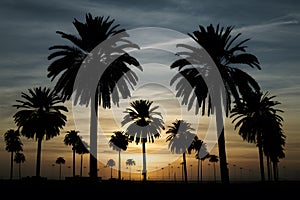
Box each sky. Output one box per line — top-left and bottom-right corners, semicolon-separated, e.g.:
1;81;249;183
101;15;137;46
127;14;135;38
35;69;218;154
0;0;300;181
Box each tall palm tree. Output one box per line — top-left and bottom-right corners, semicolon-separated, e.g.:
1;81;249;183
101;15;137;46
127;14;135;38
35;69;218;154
109;130;130;180
106;159;116;179
75;137;89;177
169;24;261;183
209;154;219;182
121;99;164;181
13;87;68;177
64;130;80;177
47;13;141;179
56;157;66;180
4;129;23;180
125;158;136;180
166;119;197;184
230;91;285;181
14;152;25;180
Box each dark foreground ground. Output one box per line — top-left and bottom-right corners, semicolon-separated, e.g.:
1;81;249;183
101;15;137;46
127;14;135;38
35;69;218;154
1;178;299;198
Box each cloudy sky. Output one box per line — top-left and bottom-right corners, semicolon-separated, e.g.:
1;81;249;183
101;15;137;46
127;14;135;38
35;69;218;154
0;0;299;181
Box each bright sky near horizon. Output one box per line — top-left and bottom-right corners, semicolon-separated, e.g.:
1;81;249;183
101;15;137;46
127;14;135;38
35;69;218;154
0;0;299;181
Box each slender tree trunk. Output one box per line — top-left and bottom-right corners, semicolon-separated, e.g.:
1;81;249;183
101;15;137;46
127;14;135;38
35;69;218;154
72;149;76;177
118;150;121;180
36;138;42;177
10;152;13;180
80;154;83;177
89;95;98;179
59;164;62;180
214;93;229;184
257;139;265;181
267;155;271;181
183;152;188;184
142;140;147;181
19;163;21;180
200;159;203;183
197;159;200;183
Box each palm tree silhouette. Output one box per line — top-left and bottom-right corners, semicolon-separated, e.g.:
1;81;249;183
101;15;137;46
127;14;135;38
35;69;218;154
109;130;130;180
192;136;209;183
106;159;116;179
64;130;80;177
47;13;141;179
170;24;261;183
13;87;68;178
55;157;66;180
209;154;219;182
121;99;164;181
165;119;197;184
230;91;285;181
75;137;89;177
125;158;136;180
4;129;23;180
14;152;25;180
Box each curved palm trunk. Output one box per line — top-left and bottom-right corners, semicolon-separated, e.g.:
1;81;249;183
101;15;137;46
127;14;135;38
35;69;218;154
89;95;98;179
182;152;188;184
118;150;121;180
10;152;13;180
142;140;147;181
36;138;42;177
72;149;76;177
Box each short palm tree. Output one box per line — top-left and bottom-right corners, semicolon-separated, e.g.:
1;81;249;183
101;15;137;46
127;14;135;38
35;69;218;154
125;158;136;180
106;159;116;179
208;154;219;182
166;119;197;183
14;152;26;180
75;138;89;177
47;13;141;178
109;130;130;180
230;91;285;182
64;130;80;177
56;157;66;180
4;129;23;180
13;87;68;177
170;24;261;183
121;99;165;181
192;137;209;183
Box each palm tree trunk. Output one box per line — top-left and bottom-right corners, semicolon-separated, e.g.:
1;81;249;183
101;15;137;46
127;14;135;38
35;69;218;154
257;139;265;181
183;152;188;184
80;154;83;177
59;164;62;180
215;102;229;184
36;138;42;177
118;150;121;180
267;155;271;181
10;152;13;180
197;159;200;183
73;149;76;177
89;94;98;179
19;163;21;180
142;141;147;181
200;159;203;183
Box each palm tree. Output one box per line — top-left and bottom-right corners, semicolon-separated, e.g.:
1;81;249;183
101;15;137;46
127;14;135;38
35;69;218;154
106;159;116;179
13;87;68;177
166;119;197;183
14;152;26;180
47;13;141;179
108;130;130;180
209;154;219;182
192;137;209;183
64;130;80;177
121;99;165;181
75;137;90;177
169;24;261;183
56;157;66;180
230;91;285;181
125;158;136;180
4;129;23;180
